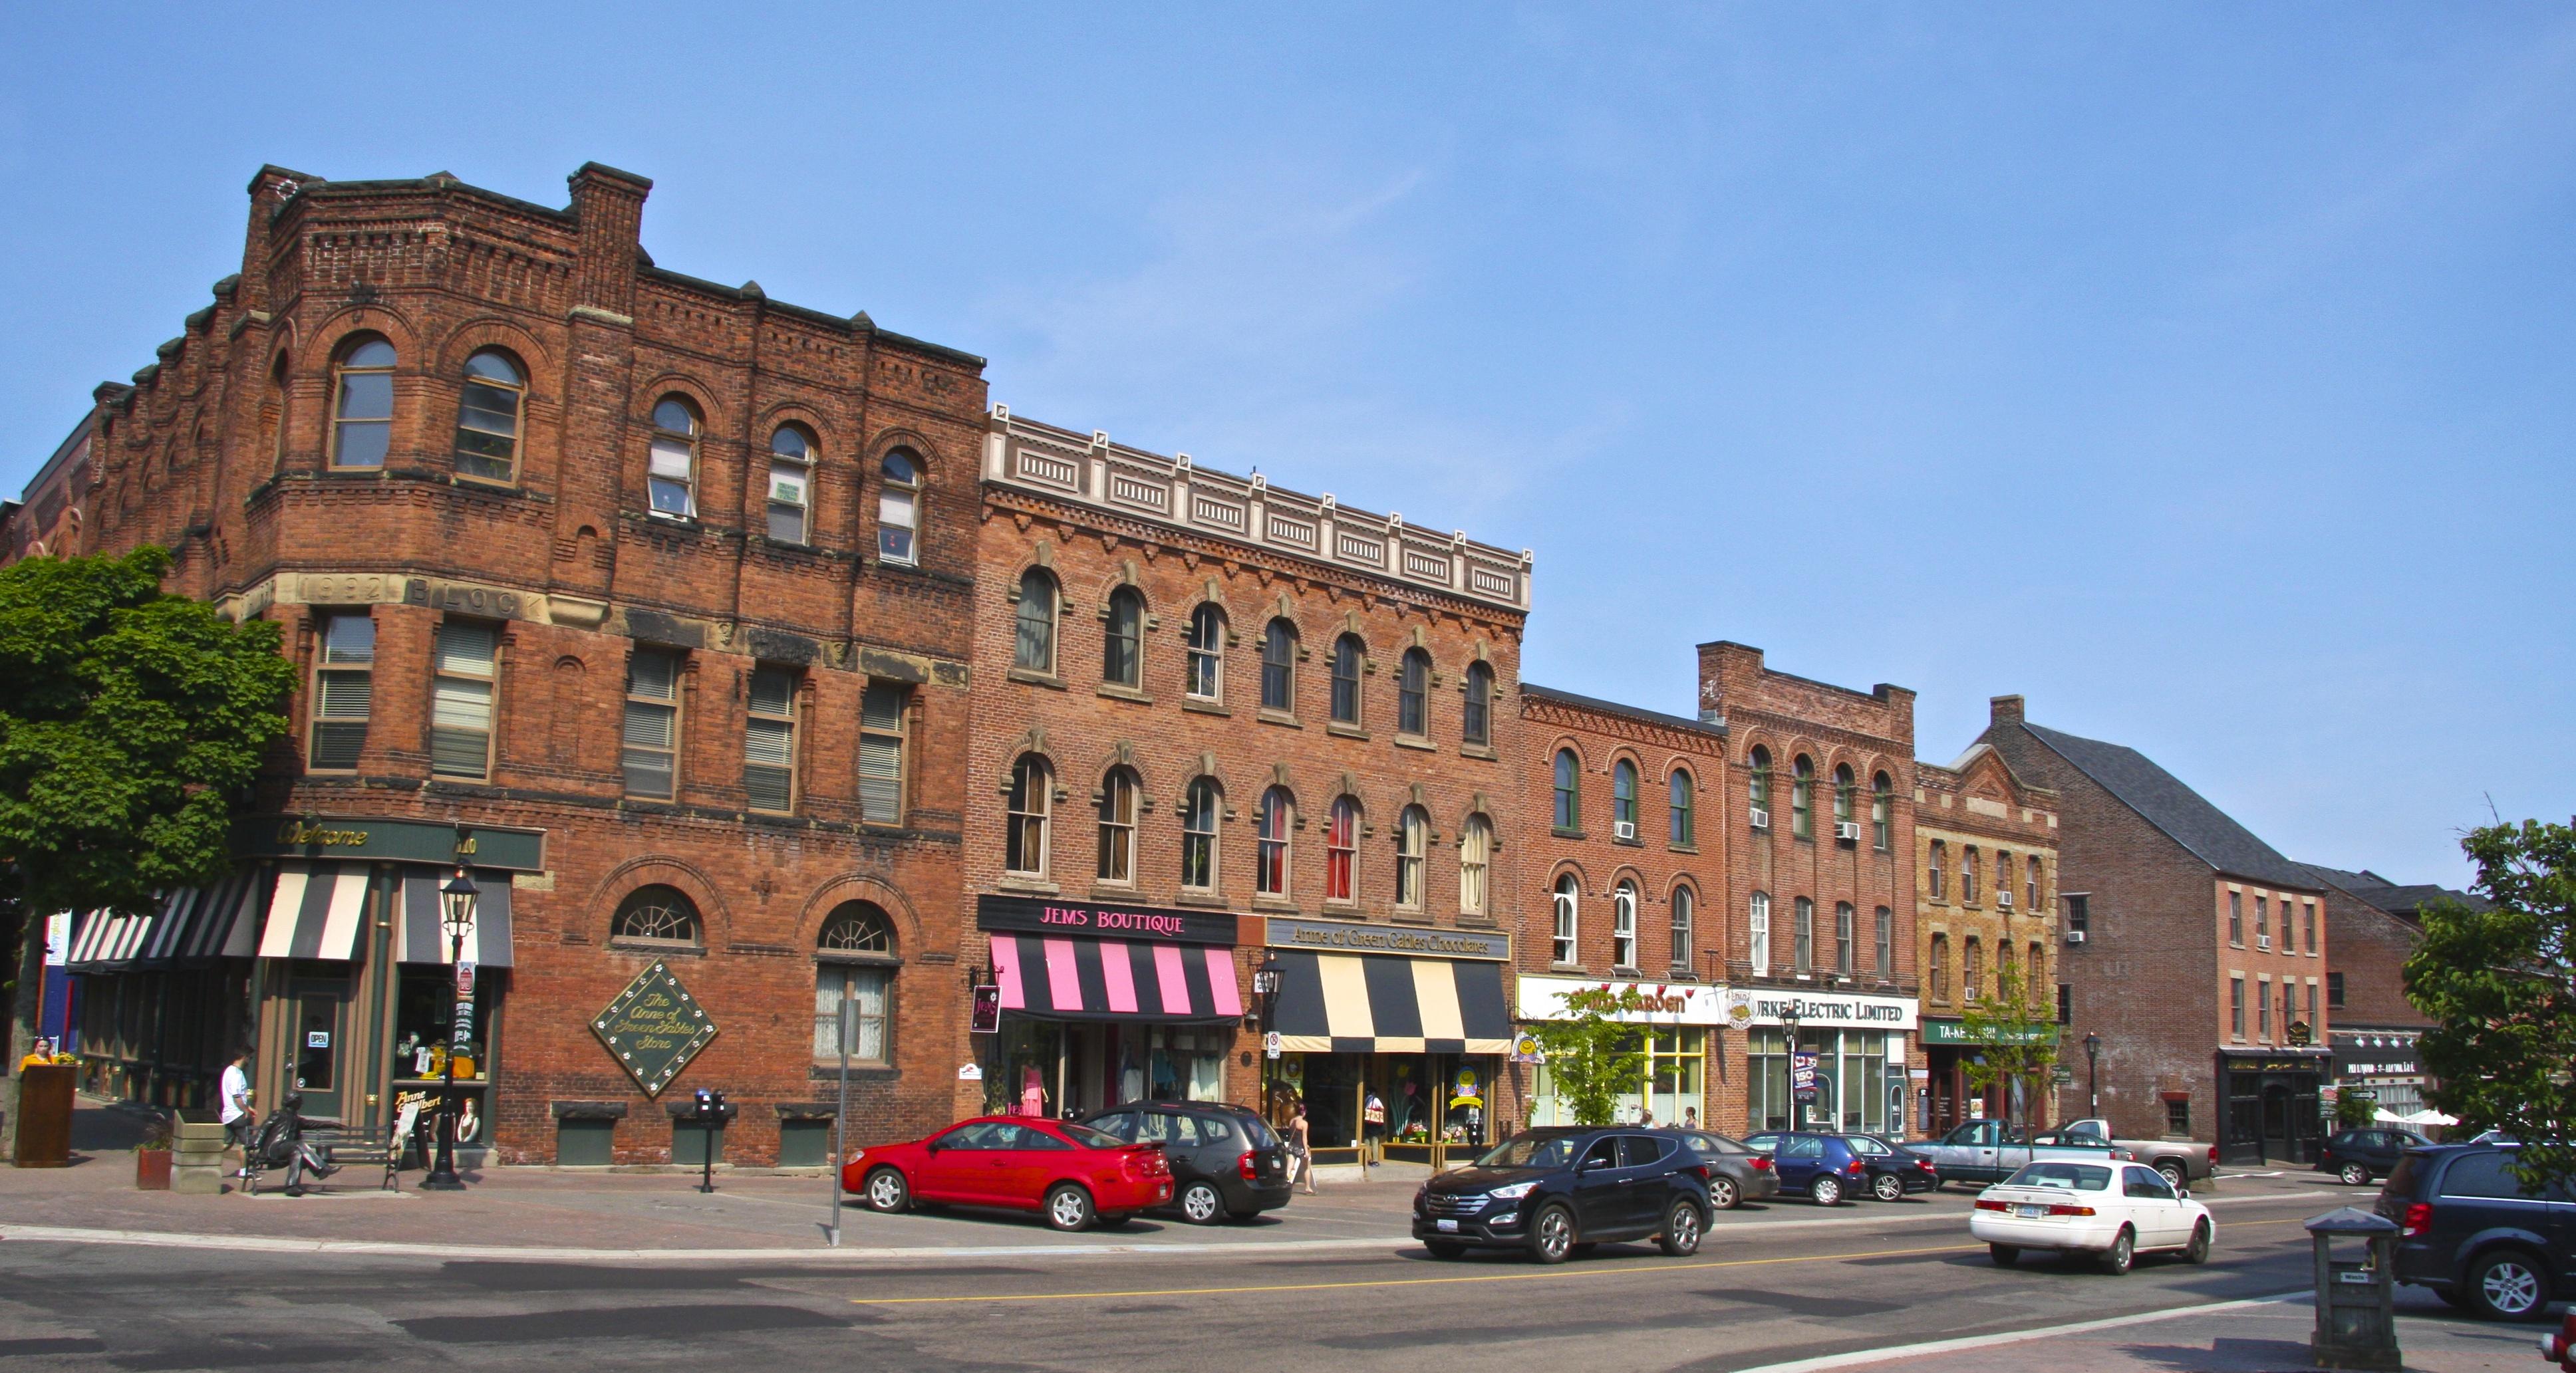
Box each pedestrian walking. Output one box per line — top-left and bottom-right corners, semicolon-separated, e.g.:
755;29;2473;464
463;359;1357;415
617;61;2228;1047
1682;1106;1699;1130
219;1045;255;1156
1638;1105;1655;1127
1288;1100;1317;1194
1361;1088;1387;1170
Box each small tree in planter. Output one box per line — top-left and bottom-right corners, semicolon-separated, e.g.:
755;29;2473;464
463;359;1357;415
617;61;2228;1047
135;1113;174;1190
1526;985;1653;1126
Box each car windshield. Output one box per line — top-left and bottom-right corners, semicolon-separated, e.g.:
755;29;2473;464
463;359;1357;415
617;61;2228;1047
1477;1134;1584;1170
2004;1162;2111;1191
1058;1122;1127;1150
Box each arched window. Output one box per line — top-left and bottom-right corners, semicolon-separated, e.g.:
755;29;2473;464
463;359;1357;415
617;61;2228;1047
1552;874;1579;964
1181;778;1220;891
1612;760;1639;837
1006;756;1051;875
1749;746;1773;826
1014;570;1057;672
1395;807;1427;909
2027;856;2043;912
330;336;396;469
1185;604;1224;701
1790;755;1814;838
1669;769;1695;848
766;426;813;543
1461;662;1493;746
1262;619;1298;712
646;396;698;517
1553;749;1580;832
267;354;291;472
1832;764;1856;832
878;449;921;564
1929;840;1947;899
1930;934;1950;1004
1612;880;1639;969
1794;896;1815;973
1875;906;1894;976
454;350;522;483
1330;635;1364;725
1459;814;1493;917
1096;767;1139;882
1963;936;1984;1003
1103;586;1143;688
1256;788;1293;896
1999;941;2019;1001
1963;847;1981;905
613;884;702;946
2028;941;2046;1007
1669;886;1695;975
1749;891;1772;973
1397;649;1429;735
1834;902;1854;975
1871;772;1893;851
1325;797;1360;902
815;902;895;1064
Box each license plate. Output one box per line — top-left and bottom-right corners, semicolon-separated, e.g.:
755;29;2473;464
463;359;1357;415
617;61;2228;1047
1436;1218;1460;1232
2015;1204;2046;1219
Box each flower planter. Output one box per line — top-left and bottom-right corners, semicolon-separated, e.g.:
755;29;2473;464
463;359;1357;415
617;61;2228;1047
136;1148;172;1190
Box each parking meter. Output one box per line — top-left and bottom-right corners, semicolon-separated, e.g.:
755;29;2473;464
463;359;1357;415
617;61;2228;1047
692;1088;728;1193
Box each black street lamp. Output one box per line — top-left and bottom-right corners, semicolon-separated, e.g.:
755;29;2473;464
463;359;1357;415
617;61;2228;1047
1251;955;1284;1120
2083;1031;2102;1120
1779;1003;1804;1130
422;868;478;1191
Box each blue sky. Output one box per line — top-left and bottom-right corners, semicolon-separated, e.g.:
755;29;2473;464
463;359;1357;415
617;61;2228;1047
3;6;2569;884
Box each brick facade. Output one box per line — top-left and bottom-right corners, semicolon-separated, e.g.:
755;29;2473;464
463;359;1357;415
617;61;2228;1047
1913;743;2061;1130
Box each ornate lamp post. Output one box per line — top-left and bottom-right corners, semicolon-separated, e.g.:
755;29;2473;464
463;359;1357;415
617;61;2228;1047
422;868;478;1191
1251;956;1284;1121
1779;1003;1804;1130
2084;1031;2103;1120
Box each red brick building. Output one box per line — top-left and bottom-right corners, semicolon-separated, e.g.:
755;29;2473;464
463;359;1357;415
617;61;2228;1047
1912;745;2061;1132
2300;864;2478;1122
27;163;991;1166
1977;696;2330;1163
963;409;1532;1165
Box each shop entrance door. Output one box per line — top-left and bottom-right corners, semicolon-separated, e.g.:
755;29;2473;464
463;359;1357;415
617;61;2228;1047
2261;1082;2293;1162
289;980;352;1122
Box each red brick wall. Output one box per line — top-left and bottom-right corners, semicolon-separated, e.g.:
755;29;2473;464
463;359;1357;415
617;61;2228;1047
2320;887;2430;1030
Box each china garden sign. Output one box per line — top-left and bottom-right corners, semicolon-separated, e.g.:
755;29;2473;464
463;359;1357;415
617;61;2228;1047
593;961;718;1097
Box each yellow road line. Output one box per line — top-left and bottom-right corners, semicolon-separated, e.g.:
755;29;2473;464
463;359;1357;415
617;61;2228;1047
848;1216;2311;1308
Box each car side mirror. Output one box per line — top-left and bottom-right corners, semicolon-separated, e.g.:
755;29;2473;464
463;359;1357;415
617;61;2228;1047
2177;1188;2190;1200
925;1140;941;1154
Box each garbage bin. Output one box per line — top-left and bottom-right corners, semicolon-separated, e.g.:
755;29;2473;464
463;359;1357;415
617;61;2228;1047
2308;1205;2402;1371
11;1065;76;1167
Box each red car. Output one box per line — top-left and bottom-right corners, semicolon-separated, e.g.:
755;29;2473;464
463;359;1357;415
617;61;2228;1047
842;1116;1173;1231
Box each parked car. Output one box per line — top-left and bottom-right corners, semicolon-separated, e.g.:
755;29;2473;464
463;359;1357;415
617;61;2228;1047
2376;1142;2576;1320
1906;1119;2129;1187
1844;1133;1942;1201
1762;1132;1875;1206
2057;1118;2219;1189
843;1116;1173;1231
1077;1101;1291;1223
1969;1159;2214;1274
1659;1128;1781;1209
1413;1126;1713;1263
2317;1128;2433;1187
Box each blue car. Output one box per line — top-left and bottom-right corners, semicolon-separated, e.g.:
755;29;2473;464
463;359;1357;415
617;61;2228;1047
1753;1131;1872;1207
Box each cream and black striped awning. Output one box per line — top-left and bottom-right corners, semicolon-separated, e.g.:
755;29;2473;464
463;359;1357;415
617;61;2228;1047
1270;949;1513;1055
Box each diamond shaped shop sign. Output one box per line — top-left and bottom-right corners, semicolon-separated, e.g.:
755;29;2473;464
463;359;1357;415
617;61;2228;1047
593;961;718;1098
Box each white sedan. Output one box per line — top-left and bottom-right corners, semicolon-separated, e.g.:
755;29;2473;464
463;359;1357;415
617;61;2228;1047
1969;1160;2214;1274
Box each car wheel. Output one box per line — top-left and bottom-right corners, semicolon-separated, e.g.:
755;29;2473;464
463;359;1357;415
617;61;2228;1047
1178;1180;1224;1225
862;1167;910;1213
1709;1175;1742;1211
1989;1243;2019;1267
2468;1249;2551;1320
1528;1204;1576;1265
2098;1227;2134;1275
1811;1176;1844;1207
1872;1173;1905;1203
1425;1240;1466;1260
1044;1184;1095;1233
2338;1162;2370;1187
2158;1160;2188;1191
1658;1200;1705;1257
2183;1219;2212;1265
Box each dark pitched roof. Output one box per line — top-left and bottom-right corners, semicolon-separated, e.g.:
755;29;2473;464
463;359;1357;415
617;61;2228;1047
2019;722;2319;890
2299;863;2488;919
1522;682;1727;741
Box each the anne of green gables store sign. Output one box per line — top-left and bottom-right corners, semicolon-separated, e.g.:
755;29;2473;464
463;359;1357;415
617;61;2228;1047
593;962;718;1097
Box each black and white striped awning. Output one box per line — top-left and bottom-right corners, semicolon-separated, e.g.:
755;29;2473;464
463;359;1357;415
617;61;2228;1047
394;868;515;967
256;862;372;961
63;908;150;972
135;872;265;965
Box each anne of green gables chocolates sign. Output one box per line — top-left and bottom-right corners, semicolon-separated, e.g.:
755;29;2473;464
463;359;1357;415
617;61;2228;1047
593;961;718;1097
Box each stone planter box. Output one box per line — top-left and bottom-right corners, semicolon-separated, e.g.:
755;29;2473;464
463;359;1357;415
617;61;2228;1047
136;1149;172;1190
172;1120;228;1195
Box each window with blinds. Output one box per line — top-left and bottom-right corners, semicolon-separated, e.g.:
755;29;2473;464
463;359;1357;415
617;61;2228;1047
430;621;499;779
309;614;375;771
745;666;797;813
623;650;681;799
859;683;907;824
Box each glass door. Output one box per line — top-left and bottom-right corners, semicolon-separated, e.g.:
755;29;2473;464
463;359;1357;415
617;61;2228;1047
289;979;351;1122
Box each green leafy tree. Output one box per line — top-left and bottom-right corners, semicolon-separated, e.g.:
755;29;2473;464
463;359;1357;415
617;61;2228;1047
1959;961;2062;1131
2333;1088;2378;1131
1;547;297;1151
2406;818;2576;1191
1528;985;1653;1126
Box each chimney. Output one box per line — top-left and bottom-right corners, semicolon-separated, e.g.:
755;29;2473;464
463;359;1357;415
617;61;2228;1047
567;162;652;318
239;165;321;315
1991;694;2026;726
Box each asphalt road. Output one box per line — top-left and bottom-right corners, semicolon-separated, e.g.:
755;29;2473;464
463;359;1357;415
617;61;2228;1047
0;1186;2410;1371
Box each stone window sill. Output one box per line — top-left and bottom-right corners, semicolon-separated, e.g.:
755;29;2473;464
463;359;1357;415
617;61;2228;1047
1669;843;1699;856
1613;836;1644;848
609;937;706;958
1097;683;1154;705
1326;722;1369;741
1258;709;1302;729
1007;668;1067;690
1393;735;1435;753
998;874;1060;895
1174;890;1230;908
1252;896;1300;914
1459;743;1497;761
1182;698;1230;718
1552;827;1586;841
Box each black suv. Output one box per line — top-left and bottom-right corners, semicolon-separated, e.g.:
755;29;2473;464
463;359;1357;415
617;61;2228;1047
2319;1128;2432;1186
1079;1102;1291;1223
2376;1142;2576;1320
1413;1126;1713;1263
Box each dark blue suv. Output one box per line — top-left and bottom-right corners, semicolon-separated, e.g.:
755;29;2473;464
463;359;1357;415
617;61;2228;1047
1413;1127;1713;1263
2376;1142;2576;1320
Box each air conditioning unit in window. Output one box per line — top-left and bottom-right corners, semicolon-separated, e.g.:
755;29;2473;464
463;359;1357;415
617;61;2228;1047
1614;820;1636;841
2257;935;2273;952
1996;890;2013;909
2065;930;2087;945
1749;808;1770;830
1834;820;1862;842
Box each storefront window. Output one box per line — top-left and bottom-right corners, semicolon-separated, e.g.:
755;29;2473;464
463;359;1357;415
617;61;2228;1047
1745;1026;1905;1134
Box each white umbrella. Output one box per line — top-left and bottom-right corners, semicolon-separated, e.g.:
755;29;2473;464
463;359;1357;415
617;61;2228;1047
2407;1109;2460;1127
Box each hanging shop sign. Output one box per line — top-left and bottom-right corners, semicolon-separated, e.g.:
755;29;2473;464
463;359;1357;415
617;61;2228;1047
1518;975;1725;1025
236;814;547;872
970;983;1002;1034
976;894;1238;946
1264;916;1508;961
1724;987;1918;1031
1791;1052;1820;1102
592;961;718;1098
